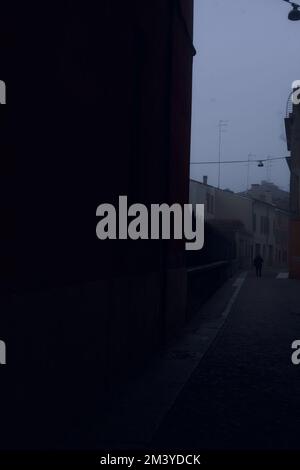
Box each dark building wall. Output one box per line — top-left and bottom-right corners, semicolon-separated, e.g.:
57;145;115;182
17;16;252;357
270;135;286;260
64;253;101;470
289;103;300;215
2;1;194;445
11;1;194;286
285;98;300;278
289;218;300;278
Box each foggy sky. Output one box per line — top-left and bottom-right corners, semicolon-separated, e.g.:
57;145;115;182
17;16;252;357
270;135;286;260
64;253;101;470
191;0;300;192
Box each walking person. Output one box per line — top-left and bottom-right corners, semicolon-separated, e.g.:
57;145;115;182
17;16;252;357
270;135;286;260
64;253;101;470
253;254;264;278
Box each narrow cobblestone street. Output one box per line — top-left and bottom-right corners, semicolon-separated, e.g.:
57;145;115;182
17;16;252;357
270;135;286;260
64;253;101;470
151;269;300;450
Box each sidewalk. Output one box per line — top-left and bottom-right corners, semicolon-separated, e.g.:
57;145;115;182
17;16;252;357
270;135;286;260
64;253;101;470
97;270;248;449
151;268;300;450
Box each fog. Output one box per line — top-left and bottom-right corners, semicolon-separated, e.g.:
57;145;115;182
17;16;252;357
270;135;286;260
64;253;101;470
191;0;300;192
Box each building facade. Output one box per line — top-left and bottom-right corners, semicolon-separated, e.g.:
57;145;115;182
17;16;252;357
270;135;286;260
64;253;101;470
190;179;289;269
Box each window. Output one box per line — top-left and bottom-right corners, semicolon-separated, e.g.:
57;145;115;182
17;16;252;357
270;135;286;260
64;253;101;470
260;215;269;235
253;213;256;232
265;217;269;235
206;192;214;214
210;194;214;214
239;239;244;257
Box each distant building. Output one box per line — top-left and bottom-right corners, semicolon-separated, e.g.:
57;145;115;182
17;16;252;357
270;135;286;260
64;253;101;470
239;180;289;211
240;183;289;266
251;198;288;267
190;178;289;269
190;176;215;221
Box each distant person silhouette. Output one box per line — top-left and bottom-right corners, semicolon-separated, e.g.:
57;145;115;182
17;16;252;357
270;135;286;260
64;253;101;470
254;254;264;278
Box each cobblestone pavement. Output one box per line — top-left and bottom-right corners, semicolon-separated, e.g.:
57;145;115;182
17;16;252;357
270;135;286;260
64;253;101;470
151;269;300;450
